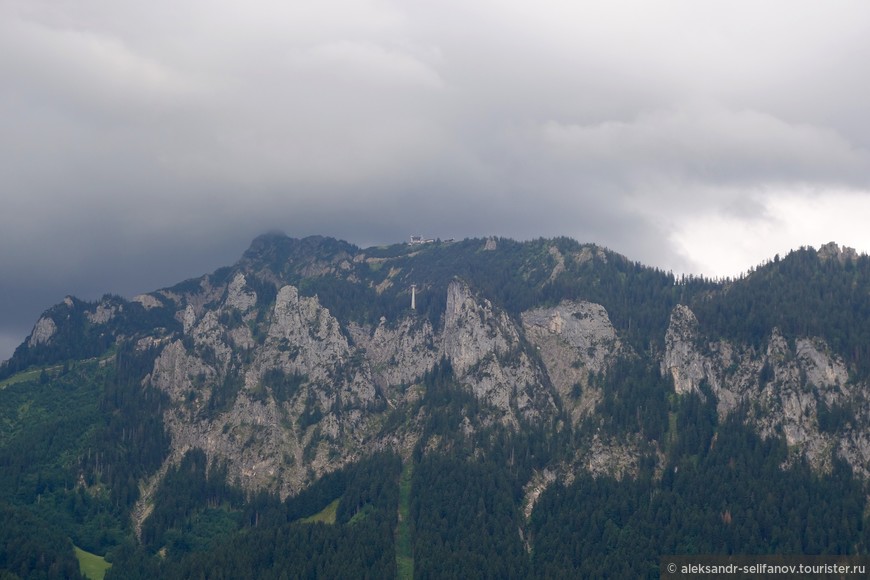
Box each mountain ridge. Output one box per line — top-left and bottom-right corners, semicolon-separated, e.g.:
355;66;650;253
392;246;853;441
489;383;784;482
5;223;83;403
1;233;868;577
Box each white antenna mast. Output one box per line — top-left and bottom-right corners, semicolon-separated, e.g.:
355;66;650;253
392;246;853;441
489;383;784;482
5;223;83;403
411;284;417;309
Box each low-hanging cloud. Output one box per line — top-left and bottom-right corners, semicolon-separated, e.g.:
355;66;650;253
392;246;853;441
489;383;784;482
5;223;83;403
2;0;870;359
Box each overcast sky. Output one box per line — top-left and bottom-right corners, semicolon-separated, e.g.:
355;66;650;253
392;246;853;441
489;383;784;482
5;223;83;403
3;0;870;361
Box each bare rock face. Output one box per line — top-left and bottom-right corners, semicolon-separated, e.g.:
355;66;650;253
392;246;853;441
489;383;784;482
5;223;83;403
796;338;849;391
523;301;621;375
522;468;568;520
132;294;163;309
662;305;760;413
546;245;565;283
443;279;515;375
662;305;708;396
581;434;641;480
574;245;608;265
151;339;217;407
352;280;558;425
464;350;551;425
241;285;380;494
224;273;257;313
347;317;440;398
522;301;622;424
264;285;352;382
661;305;870;477
181;305;197;334
818;241;858;265
752;332;870;476
147;281;386;501
86;301;120;325
442;280;554;423
28;316;57;347
145;275;567;505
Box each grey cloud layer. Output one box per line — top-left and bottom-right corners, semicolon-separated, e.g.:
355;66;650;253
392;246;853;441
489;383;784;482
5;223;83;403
2;0;870;359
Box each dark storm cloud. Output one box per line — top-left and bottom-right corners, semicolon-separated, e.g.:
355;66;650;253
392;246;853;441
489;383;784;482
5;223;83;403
3;0;870;360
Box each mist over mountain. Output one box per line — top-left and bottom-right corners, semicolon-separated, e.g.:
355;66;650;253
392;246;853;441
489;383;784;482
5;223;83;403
1;233;868;578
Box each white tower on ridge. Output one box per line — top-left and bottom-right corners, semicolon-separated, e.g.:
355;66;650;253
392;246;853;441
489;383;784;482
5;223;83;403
411;284;417;309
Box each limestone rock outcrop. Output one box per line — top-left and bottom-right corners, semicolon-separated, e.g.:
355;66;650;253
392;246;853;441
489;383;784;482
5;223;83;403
522;301;623;424
661;304;870;477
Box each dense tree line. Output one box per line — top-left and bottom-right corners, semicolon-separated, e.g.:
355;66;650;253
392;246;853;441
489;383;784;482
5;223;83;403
541;237;682;353
3;234;870;578
0;359;125;554
691;248;870;379
87;343;171;516
0;502;83;579
530;406;869;578
106;453;401;579
0;343;172;556
0;294;179;380
140;449;245;551
411;455;529;579
590;355;672;441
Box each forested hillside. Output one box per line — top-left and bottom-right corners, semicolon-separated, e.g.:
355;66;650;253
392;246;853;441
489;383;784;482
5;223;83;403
1;235;868;578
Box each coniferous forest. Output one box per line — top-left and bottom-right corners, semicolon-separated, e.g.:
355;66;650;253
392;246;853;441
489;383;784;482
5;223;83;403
1;235;869;578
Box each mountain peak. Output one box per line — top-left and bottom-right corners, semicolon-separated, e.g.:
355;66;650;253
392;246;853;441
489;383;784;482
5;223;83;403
3;233;870;576
817;241;859;264
240;233;359;273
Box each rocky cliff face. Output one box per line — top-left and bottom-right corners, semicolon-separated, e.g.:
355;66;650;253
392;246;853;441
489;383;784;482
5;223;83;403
522;300;623;425
8;235;870;535
128;273;870;517
148;275;383;501
662;304;870;477
28;316;57;347
347;316;438;398
442;280;553;425
131;273;566;512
